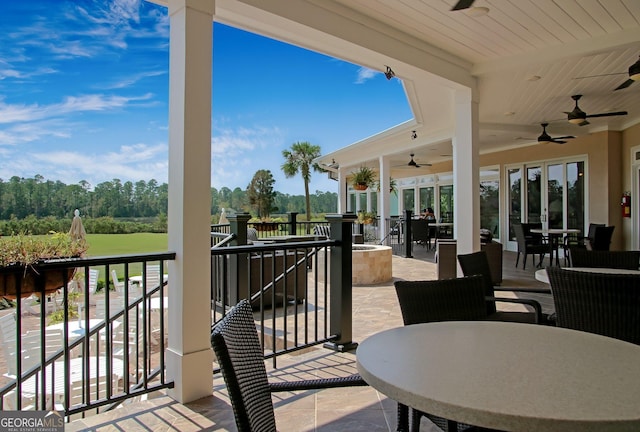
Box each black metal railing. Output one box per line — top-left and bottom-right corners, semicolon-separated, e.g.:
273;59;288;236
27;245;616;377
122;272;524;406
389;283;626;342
0;252;175;420
212;213;358;367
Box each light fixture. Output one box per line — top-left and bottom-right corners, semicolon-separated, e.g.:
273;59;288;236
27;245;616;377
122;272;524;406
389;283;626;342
411;130;417;139
465;6;489;17
630;57;640;81
384;66;395;80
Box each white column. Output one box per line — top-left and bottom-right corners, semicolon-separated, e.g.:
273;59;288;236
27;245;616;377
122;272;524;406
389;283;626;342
453;87;480;262
337;166;347;213
379;156;390;242
166;0;215;403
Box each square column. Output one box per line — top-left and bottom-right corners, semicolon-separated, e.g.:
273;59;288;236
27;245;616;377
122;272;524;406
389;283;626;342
166;0;215;403
453;88;480;261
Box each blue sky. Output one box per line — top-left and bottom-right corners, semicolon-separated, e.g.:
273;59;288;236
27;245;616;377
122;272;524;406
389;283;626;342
0;0;412;196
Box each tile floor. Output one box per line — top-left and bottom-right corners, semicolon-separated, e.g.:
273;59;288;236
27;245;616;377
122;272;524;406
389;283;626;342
66;249;554;432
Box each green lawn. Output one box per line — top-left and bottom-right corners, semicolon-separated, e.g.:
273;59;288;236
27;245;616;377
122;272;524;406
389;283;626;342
84;233;169;284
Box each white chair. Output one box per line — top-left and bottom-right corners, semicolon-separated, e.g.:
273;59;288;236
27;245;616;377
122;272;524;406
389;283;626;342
111;270;140;301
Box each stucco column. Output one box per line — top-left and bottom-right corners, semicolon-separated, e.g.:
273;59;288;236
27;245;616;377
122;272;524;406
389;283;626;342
378;156;390;243
453;87;480;263
166;0;215;403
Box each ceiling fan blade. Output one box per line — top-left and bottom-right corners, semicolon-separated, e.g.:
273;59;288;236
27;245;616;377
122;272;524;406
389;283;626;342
550;139;567;144
451;0;475;11
586;111;628;119
614;79;634;91
553;135;575;140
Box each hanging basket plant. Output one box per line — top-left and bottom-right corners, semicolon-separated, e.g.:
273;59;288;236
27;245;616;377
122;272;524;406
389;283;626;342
0;232;87;299
351;166;376;191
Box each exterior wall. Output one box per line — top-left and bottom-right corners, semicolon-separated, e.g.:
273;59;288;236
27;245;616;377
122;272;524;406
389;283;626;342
622;122;640;250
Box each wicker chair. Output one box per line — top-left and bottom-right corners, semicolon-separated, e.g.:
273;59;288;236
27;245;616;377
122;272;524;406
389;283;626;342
457;251;549;324
394;276;488;432
547;267;640;345
210;299;368;432
568;248;640;270
513;223;548;269
589;225;615;251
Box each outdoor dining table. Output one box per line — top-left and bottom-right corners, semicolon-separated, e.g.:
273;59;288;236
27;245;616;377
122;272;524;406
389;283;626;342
535;267;640;284
356;321;640;432
530;228;580;266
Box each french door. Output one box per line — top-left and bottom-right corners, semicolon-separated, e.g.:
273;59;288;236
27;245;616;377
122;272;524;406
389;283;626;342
505;159;586;251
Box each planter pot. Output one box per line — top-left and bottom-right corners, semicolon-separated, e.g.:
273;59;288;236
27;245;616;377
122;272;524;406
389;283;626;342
253;222;278;232
354;183;368;191
0;264;76;298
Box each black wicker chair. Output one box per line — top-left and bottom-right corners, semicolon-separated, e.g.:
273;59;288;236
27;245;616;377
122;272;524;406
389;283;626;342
547;267;640;345
457;251;550;324
568;248;640;270
589;225;615;251
211;299;368;432
394;276;488;432
513;223;548;269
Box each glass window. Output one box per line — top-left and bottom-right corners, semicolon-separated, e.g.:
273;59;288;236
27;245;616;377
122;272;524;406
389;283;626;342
547;164;564;229
370;191;378;214
508;168;521;241
480;179;500;239
419;187;434;215
358;193;367;213
402;189;415;217
526;166;542;223
349;193;356;213
566;161;584;235
439;185;453;222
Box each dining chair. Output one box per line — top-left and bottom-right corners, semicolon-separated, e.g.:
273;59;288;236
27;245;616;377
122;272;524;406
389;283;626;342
562;223;604;264
394;276;490;432
568;248;640;270
210;299;368;432
547;267;640;345
513;223;547;269
457;251;549;324
589;225;615;251
411;218;430;248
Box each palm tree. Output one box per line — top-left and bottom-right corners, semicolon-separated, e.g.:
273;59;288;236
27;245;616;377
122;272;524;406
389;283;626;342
281;141;323;223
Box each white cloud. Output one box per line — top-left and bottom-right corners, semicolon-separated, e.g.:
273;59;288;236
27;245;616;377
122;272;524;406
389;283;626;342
355;67;377;84
0;93;153;124
104;70;166;89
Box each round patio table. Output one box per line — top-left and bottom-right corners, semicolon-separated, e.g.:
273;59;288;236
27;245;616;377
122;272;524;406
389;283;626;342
357;321;640;432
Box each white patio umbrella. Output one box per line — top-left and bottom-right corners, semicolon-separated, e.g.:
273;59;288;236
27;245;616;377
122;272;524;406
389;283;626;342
219;208;229;225
69;209;86;242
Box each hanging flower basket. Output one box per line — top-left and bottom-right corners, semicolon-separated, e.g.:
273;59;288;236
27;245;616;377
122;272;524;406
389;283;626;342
0;264;77;299
253;222;279;232
354;183;368;191
0;232;86;298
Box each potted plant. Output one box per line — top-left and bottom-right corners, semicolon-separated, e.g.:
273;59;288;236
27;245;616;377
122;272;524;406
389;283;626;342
357;211;376;225
0;232;87;298
351;166;376;191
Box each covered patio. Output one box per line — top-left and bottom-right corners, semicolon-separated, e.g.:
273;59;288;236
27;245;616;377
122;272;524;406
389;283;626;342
65;250;552;432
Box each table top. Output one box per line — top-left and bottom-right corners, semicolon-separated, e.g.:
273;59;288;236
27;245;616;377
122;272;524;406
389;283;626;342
535;267;640;284
20;356;124;398
357;321;640;432
530;228;580;235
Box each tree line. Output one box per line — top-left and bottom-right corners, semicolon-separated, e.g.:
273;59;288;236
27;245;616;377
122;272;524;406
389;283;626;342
0;175;338;225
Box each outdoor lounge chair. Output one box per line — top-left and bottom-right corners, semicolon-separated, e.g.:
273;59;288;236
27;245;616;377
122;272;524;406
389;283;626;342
547;267;640;345
394;276;489;432
210;299;368;432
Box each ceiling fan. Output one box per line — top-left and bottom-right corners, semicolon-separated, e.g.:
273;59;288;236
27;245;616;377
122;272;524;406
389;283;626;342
564;94;628;126
535;123;575;144
615;55;640;90
450;0;475;11
398;153;431;168
572;55;640;91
